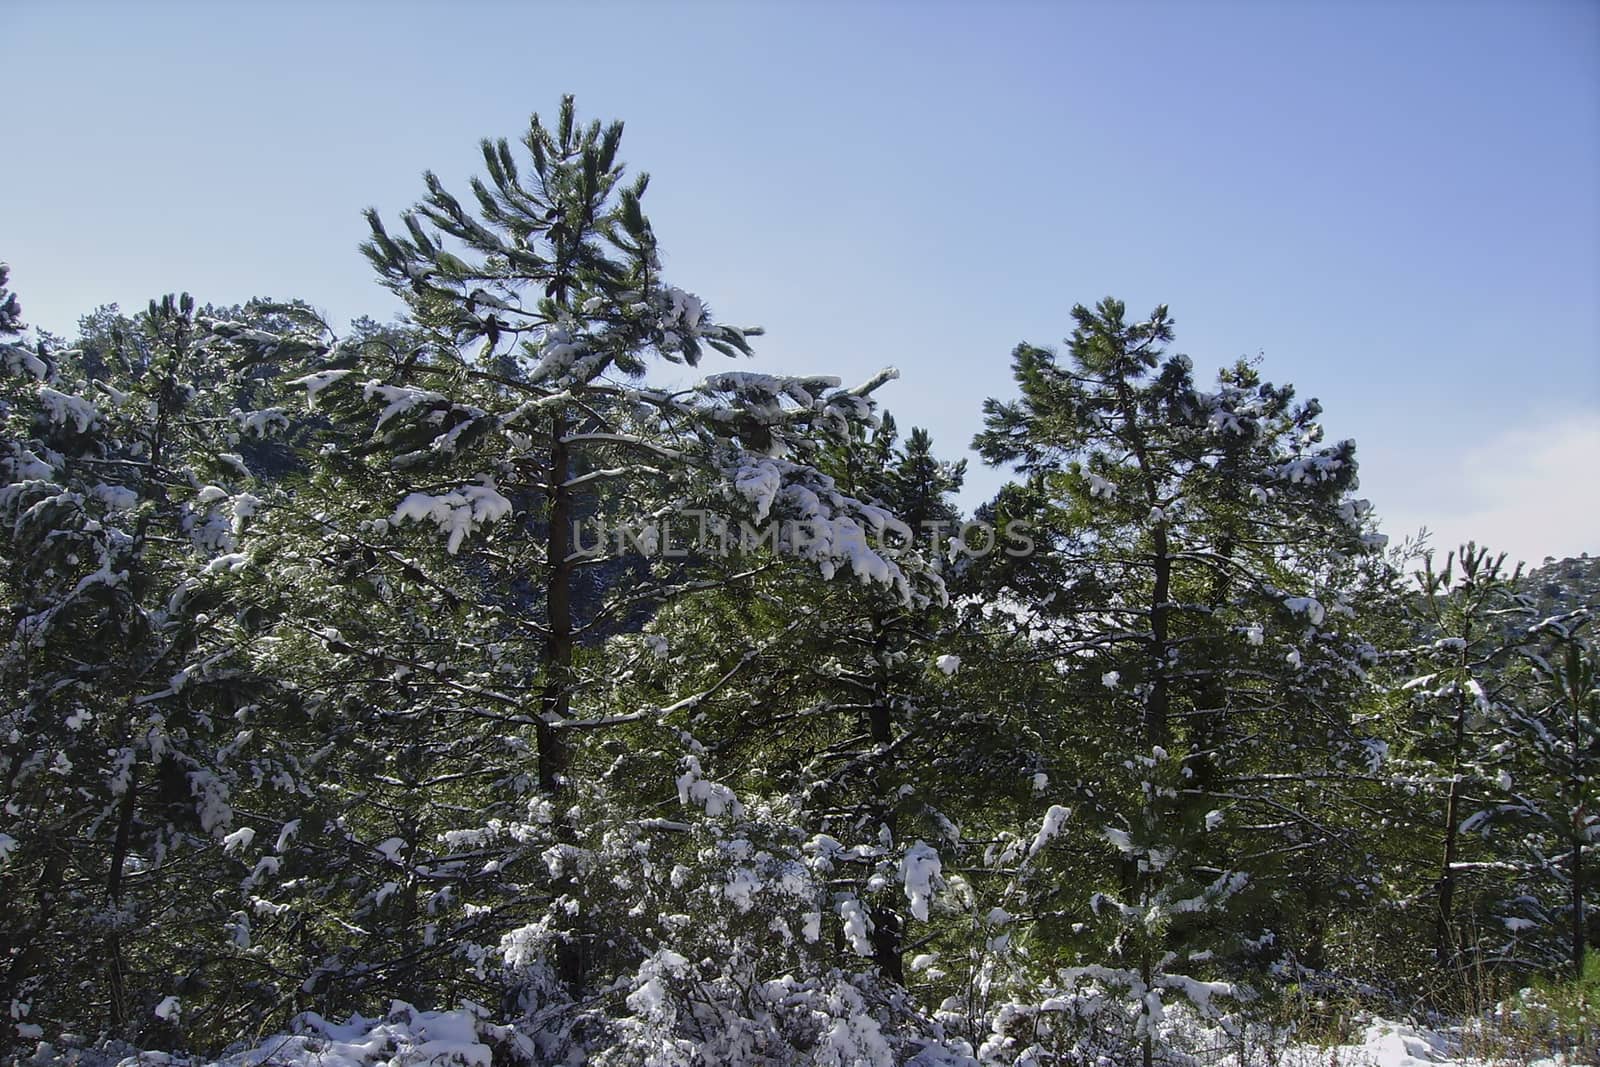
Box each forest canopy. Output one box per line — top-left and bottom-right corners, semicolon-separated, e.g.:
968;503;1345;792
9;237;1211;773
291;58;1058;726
0;98;1595;1067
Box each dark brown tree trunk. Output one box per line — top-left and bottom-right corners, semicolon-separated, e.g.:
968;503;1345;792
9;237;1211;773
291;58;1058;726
1186;536;1236;797
540;410;573;796
1141;950;1154;1067
540;411;580;992
867;664;904;985
106;771;140;1031
1147;527;1171;750
1571;834;1586;979
1435;689;1468;969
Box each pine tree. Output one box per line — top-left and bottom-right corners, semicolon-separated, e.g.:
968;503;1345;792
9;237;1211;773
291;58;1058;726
196;97;929;1053
971;299;1386;1061
0;293;284;1046
1518;614;1599;978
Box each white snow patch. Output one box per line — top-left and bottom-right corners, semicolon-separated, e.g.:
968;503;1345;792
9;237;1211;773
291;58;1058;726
900;842;942;921
221;826;255;855
1283;596;1326;625
391;477;513;555
1029;804;1072;858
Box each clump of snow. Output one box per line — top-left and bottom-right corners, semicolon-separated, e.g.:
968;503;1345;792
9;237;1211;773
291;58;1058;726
204;553;250;575
837;896;874;956
37;386;100;432
231;492;262;534
286;369;353;409
3;344;47;379
900;841;943;921
732;458;783;522
3;444;54;481
675;757;744;819
1283;596;1326;625
191;769;233;834
390;476;513;555
1338;497;1374;528
625;949;691;1018
655;287;706;353
362;381;447;430
1085;471;1118;500
528;326;588;383
724;867;761;913
1273;443;1353;485
1028;804;1072;858
221;826;255;854
231;406;291;438
699;371;843;412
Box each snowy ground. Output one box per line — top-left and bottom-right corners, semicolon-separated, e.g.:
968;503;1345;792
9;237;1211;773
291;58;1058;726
26;1012;1580;1067
14;1004;1593;1067
1222;1016;1593;1066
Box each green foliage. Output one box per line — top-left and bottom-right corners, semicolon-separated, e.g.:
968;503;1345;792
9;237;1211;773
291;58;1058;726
1;106;1596;1066
1514;948;1600;1057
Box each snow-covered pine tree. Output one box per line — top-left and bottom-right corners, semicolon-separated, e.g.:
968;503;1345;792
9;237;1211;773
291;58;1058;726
576;413;1038;1059
1516;612;1599;978
970;299;1386;1062
1387;549;1600;983
642;416;972;972
0;291;285;1048
1377;544;1542;981
199;97;936;1056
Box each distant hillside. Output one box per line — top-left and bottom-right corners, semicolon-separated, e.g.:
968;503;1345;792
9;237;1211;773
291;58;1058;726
1521;552;1600;617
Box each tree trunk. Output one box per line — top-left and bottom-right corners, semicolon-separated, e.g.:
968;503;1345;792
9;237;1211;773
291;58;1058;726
1571;834;1585;979
540;410;581;992
106;771;140;1031
1185;535;1236;797
1143;513;1170;1067
866;731;904;983
1140;949;1154;1067
1571;697;1588;979
540;411;573;795
1435;688;1468;969
866;630;904;984
1147;526;1171;750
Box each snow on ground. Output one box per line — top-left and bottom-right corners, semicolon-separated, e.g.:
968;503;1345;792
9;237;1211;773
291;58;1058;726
9;1008;1591;1067
111;1004;504;1067
1214;1017;1592;1067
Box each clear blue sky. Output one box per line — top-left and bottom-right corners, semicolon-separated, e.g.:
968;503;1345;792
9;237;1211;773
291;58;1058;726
6;1;1597;564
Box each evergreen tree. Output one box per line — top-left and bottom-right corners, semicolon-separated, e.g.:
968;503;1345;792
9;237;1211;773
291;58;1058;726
1517;612;1599;978
196;96;928;1054
971;299;1386;1062
0;293;285;1046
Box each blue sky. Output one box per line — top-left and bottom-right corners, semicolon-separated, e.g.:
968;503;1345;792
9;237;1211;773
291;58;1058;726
6;1;1597;564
